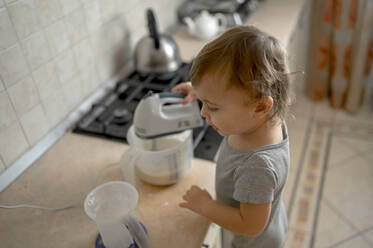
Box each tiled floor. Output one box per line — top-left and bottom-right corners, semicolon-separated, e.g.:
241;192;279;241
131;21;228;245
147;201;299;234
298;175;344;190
282;92;373;248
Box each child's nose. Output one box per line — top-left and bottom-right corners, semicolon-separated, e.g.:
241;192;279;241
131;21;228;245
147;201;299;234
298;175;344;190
200;104;207;117
200;104;209;119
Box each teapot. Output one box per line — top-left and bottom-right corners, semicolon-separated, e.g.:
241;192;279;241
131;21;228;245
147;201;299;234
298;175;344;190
184;11;227;40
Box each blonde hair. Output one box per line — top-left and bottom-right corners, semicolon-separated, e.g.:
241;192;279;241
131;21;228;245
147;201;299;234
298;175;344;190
190;25;292;121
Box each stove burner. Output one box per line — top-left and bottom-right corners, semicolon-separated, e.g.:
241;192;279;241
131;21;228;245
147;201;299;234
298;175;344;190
113;107;132;124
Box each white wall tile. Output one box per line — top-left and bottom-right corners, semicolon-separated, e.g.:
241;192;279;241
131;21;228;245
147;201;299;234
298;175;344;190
100;0;117;24
7;76;40;115
59;0;81;15
102;16;129;52
83;0;102;33
0;90;17;130
32;60;60;99
0;77;4;91
34;0;63;27
41;86;68;127
80;63;100;96
0;157;5;173
116;0;138;10
125;4;146;47
97;48;115;83
89;29;106;57
21;31;51;70
45;19;70;56
7;0;40;39
62;73;83;111
4;0;17;4
0;44;29;88
0;121;29;166
72;37;94;71
0;8;18;50
65;8;88;45
80;0;92;8
20;104;50;145
54;49;77;83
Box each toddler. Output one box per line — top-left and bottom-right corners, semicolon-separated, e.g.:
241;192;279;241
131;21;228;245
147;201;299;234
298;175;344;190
172;25;291;248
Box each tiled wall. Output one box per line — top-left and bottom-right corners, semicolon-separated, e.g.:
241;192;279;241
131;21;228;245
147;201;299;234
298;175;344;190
0;0;183;174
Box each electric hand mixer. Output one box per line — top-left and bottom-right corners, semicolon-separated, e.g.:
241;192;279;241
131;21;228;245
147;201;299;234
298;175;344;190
120;91;204;186
133;91;203;138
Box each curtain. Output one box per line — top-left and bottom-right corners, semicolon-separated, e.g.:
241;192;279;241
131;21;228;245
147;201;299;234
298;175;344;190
306;0;373;113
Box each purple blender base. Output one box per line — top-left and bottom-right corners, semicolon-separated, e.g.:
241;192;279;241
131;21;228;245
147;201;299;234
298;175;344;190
95;222;148;248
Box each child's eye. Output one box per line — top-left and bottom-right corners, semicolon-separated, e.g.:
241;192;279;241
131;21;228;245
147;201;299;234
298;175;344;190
207;105;219;112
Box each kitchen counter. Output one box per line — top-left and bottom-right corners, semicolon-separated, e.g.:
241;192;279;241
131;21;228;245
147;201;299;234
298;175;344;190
0;0;306;247
0;132;215;248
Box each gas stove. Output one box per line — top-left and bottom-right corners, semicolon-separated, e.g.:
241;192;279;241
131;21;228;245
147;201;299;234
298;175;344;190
73;62;223;161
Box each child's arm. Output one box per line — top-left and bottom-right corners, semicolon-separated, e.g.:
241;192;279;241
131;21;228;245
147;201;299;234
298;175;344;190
179;185;271;236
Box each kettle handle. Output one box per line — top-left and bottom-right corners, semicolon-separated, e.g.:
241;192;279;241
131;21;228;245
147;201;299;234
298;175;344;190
215;13;228;30
125;212;152;248
147;9;160;49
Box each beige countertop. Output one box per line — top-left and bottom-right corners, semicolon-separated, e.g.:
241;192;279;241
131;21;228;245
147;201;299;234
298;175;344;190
0;132;215;248
0;0;306;247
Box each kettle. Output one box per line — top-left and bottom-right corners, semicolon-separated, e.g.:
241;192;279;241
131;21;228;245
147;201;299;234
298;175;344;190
184;11;227;40
134;9;181;76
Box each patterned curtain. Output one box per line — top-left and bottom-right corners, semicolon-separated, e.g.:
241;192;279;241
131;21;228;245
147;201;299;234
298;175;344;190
306;0;373;113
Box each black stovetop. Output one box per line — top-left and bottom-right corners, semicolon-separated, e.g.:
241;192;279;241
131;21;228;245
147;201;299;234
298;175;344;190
73;63;223;161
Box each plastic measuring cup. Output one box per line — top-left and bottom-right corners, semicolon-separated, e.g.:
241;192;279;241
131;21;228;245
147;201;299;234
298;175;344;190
84;181;151;248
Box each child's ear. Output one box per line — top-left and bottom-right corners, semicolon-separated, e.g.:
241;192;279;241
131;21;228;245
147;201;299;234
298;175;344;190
255;96;273;116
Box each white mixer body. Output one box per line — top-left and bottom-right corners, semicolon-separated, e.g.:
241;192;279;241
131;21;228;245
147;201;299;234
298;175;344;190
133;92;203;138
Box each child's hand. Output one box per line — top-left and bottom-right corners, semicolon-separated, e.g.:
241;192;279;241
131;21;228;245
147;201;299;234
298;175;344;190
171;82;197;104
179;185;213;215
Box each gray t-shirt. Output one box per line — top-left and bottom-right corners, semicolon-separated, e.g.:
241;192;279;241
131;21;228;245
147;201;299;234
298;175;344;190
215;124;290;248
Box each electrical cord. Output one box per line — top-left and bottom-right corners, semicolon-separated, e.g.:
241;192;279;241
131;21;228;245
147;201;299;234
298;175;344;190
0;162;119;211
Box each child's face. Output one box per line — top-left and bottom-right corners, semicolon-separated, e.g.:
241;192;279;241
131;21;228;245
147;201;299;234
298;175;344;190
194;73;265;137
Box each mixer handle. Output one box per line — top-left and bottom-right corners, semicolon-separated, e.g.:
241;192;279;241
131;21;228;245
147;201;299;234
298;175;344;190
159;92;185;99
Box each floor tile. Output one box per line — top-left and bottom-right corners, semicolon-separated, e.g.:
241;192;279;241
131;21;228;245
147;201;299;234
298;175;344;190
287;93;313;129
327;136;359;170
288;126;308;173
283;165;297;211
331;235;372;248
343;137;373;154
283;228;312;248
335;103;373;125
362;228;373;246
313;100;337;123
323;156;373;230
314;200;358;248
362;148;373;162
